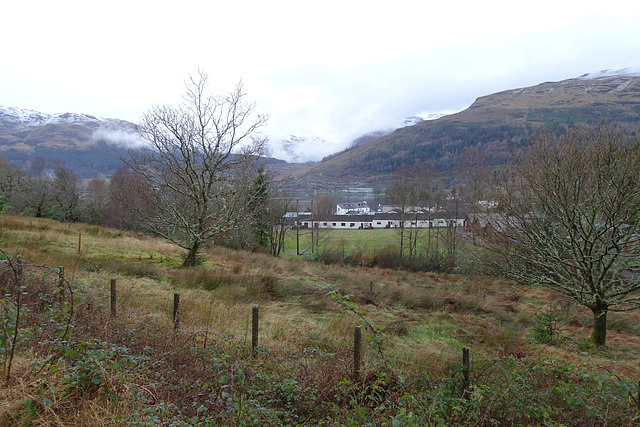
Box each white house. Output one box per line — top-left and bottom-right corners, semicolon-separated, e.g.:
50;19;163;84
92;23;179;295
297;213;466;230
335;201;372;215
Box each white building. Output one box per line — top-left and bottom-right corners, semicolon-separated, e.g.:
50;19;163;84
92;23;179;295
297;213;466;229
335;201;372;215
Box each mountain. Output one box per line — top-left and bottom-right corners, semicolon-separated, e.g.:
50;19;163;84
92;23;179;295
303;70;640;184
267;134;339;163
0;107;296;179
0;106;139;178
267;116;433;163
4;69;639;182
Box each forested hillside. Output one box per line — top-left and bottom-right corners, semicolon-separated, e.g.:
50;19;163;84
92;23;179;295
307;72;640;183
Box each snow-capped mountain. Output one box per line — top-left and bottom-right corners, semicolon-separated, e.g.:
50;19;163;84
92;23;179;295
266;111;454;163
266;134;341;163
0;106;135;134
0;106;140;178
349;113;450;148
403;116;424;126
577;68;640;80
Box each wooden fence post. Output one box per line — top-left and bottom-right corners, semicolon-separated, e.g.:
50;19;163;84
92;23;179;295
16;255;23;283
173;293;180;332
462;347;470;398
78;233;82;254
354;326;362;381
110;279;117;317
252;306;259;353
58;266;65;302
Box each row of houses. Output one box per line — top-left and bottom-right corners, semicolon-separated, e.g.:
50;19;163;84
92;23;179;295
296;213;466;230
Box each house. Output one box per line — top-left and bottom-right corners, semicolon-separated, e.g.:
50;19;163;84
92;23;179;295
335;201;372;215
297;213;466;230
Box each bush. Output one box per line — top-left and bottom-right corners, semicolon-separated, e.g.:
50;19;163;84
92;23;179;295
531;307;564;344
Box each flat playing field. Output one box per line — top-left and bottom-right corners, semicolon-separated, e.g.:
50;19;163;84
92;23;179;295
283;227;453;256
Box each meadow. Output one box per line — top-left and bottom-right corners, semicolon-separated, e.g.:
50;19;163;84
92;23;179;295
282;227;453;257
0;215;638;425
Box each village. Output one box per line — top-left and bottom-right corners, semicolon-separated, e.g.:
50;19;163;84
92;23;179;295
293;200;468;230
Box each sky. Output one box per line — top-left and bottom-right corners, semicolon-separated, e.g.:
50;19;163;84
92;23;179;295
3;0;640;159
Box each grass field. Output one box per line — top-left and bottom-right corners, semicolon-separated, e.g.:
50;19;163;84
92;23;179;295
283;227;454;256
0;215;638;425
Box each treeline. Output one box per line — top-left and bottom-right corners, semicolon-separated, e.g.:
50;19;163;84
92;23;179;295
0;139;131;179
0;155;291;261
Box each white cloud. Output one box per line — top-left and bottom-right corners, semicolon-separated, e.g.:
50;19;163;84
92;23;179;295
92;126;142;148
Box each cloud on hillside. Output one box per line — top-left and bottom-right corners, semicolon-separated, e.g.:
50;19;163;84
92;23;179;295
92;126;143;148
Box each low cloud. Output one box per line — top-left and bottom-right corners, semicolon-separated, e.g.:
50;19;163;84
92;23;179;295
92;125;143;148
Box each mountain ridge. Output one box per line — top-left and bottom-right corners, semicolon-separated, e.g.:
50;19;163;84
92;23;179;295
302;70;640;184
2;69;640;181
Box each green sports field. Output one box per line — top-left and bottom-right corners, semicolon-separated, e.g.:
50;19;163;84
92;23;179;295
282;227;455;257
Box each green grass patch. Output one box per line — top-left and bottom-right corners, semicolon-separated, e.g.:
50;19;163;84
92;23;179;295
403;318;468;348
283;228;454;258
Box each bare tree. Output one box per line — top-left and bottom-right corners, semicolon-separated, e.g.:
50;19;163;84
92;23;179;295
0;156;27;206
308;197;333;255
313;195;335;216
389;164;431;259
20;157;53;218
457;145;492;208
123;71;268;266
50;163;82;222
266;180;294;257
81;177;111;225
107;167;153;230
478;126;640;346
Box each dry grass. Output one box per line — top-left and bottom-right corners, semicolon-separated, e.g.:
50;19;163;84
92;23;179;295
0;215;638;424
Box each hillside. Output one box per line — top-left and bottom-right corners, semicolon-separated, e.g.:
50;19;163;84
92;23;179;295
0;215;638;424
0;107;138;178
0;108;290;179
306;70;640;183
3;70;640;183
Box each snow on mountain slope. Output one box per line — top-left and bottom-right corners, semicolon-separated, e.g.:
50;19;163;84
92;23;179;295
0;106;139;146
267;134;340;163
578;68;640;80
0;106;136;130
266;112;453;162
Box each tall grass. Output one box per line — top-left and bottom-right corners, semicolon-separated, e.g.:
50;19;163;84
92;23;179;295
0;216;638;424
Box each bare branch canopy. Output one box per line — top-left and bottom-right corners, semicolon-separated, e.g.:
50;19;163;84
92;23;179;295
122;71;268;266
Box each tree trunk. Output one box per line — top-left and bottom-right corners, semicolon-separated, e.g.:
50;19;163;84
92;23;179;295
182;243;200;268
589;304;608;346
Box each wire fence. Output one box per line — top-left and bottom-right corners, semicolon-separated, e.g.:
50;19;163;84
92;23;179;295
103;278;469;388
6;258;640;411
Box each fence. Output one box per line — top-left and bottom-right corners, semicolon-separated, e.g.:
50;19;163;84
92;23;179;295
105;278;471;393
99;278;640;410
4;258;639;414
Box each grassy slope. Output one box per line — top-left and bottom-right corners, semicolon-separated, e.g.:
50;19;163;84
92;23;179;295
0;216;638;424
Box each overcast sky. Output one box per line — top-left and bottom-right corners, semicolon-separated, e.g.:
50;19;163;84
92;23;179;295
3;0;640;154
